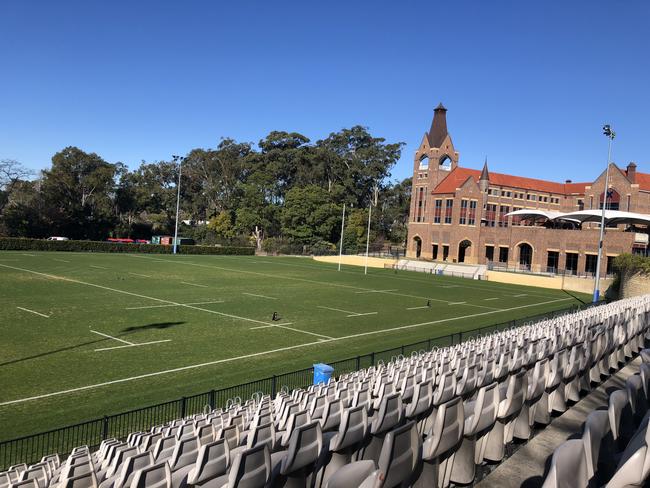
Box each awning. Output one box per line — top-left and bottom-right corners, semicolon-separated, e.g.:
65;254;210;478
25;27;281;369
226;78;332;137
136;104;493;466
505;209;650;226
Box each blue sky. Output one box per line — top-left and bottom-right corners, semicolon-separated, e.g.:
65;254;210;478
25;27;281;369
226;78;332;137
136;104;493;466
1;1;648;183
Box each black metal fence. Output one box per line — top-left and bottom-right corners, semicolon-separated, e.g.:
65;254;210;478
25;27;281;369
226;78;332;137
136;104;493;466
0;302;591;470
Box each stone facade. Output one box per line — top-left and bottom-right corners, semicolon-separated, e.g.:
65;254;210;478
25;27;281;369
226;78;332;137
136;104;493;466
407;106;650;277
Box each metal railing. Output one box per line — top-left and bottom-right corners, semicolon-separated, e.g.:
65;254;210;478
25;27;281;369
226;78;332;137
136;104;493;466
0;302;591;469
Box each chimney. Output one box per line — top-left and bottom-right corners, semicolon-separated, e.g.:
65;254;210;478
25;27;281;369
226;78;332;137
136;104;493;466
565;179;572;184
627;162;637;183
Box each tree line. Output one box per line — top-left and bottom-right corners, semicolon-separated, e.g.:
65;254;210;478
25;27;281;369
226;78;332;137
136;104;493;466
0;126;411;253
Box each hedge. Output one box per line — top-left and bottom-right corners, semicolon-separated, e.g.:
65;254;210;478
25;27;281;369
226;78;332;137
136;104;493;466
0;237;255;256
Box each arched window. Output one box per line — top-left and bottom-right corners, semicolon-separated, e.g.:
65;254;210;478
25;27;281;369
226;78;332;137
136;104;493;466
419;156;429;170
439;155;452;171
518;243;533;270
458;240;472;263
600;188;620;211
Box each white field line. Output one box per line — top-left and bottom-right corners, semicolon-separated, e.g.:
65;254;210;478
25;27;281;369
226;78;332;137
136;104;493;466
406;306;430;310
0;263;279;328
249;322;294;330
449;302;467;305
354;289;398;294
243;292;277;300
128;255;510;310
346;312;378;317
22;253;36;257
16;307;50;318
238;255;564;300
90;265;108;270
125;300;224;310
0;296;575;406
514;294;528;297
90;329;134;345
372;290;500;311
484;297;500;301
180;282;209;288
129;272;151;278
95;339;172;352
317;305;360;315
53;259;70;263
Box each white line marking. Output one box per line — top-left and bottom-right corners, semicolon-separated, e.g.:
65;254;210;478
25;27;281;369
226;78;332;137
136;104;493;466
180;281;209;288
354;289;398;294
484;297;500;301
406;306;430;310
514;294;528;297
0;296;575;406
271;325;333;339
125;300;224;310
22;253;36;257
346;312;378;317
16;307;50;318
94;340;172;352
90;265;108;270
53;259;70;263
443;285;460;288
243;292;277;300
129;272;151;278
317;305;360;315
90;329;134;345
249;322;294;330
449;302;467;305
0;264;283;328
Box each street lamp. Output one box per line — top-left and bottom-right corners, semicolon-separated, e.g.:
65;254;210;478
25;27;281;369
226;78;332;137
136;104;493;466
172;155;185;255
593;124;615;302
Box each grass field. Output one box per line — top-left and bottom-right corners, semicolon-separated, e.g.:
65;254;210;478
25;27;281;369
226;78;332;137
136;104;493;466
0;251;590;440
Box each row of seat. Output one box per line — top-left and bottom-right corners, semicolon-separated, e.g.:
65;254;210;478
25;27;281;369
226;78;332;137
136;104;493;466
2;294;649;488
543;352;650;487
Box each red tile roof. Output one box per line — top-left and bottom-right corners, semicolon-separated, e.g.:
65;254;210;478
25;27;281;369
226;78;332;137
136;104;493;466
635;171;650;191
432;167;591;195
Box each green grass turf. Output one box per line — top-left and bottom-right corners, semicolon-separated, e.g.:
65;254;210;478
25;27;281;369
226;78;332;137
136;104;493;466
0;251;590;440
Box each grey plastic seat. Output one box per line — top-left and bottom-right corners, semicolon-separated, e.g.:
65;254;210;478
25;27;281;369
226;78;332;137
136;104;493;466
484;369;527;462
141;433;163;453
361;393;404;464
104;447;139;481
455;365;477;399
314;405;369;487
60;471;99;488
168;437;200;473
245;421;277;451
129;462;171;488
8;480;39;488
405;380;433;434
606;412;650;487
270;420;323;487
216;425;241;451
351;388;372;415
415;396;464;488
218;444;271;488
514;358;548;440
626;375;648;422
18;466;48;488
449;382;499;485
323;461;382;488
432;373;456;407
609;389;635;450
581;410;612;482
541;439;589;488
153;436;178;463
181;439;230;487
196;425;216;446
279;410;310;448
319;400;343;433
375;421;421;488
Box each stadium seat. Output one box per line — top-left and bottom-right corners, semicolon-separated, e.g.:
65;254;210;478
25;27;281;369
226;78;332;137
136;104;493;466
129;462;171;488
541;439;589;488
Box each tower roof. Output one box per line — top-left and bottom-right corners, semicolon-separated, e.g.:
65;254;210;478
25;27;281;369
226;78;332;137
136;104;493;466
480;158;490;181
427;103;449;148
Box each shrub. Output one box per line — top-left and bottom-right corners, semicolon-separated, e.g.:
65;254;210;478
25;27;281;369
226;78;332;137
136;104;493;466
0;237;255;255
613;253;650;275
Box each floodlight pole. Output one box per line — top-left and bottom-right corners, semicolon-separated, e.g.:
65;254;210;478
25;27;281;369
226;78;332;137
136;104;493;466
172;155;183;255
338;203;346;271
364;204;372;275
593;126;615;302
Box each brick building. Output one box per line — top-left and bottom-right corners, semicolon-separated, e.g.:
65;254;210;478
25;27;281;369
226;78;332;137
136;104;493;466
407;104;650;276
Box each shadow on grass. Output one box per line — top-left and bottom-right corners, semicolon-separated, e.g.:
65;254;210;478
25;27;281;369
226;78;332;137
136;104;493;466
121;321;186;332
562;288;589;305
0;338;110;367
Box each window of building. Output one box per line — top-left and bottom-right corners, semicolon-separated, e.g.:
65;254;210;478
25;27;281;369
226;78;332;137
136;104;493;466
459;199;468;225
627;195;631;211
468;200;477;226
442;245;449;261
511;206;523;226
585;254;598;275
444;199;453;224
606;255;616;275
487;189;492;195
503;191;512;198
433;199;442;224
565;252;579;275
415;187;425;222
432;244;438;260
419;156;429;170
492;188;500;197
485;203;497;227
577;199;584;211
485;245;494;262
599;188;620;211
547;251;559;273
589;196;593;209
498;247;509;263
499;205;509;227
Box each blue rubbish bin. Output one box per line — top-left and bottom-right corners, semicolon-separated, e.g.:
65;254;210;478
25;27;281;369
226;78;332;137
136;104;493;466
313;363;334;385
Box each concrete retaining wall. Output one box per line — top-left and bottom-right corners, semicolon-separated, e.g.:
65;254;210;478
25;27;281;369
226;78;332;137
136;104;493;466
313;255;397;269
620;271;650;298
486;270;612;295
